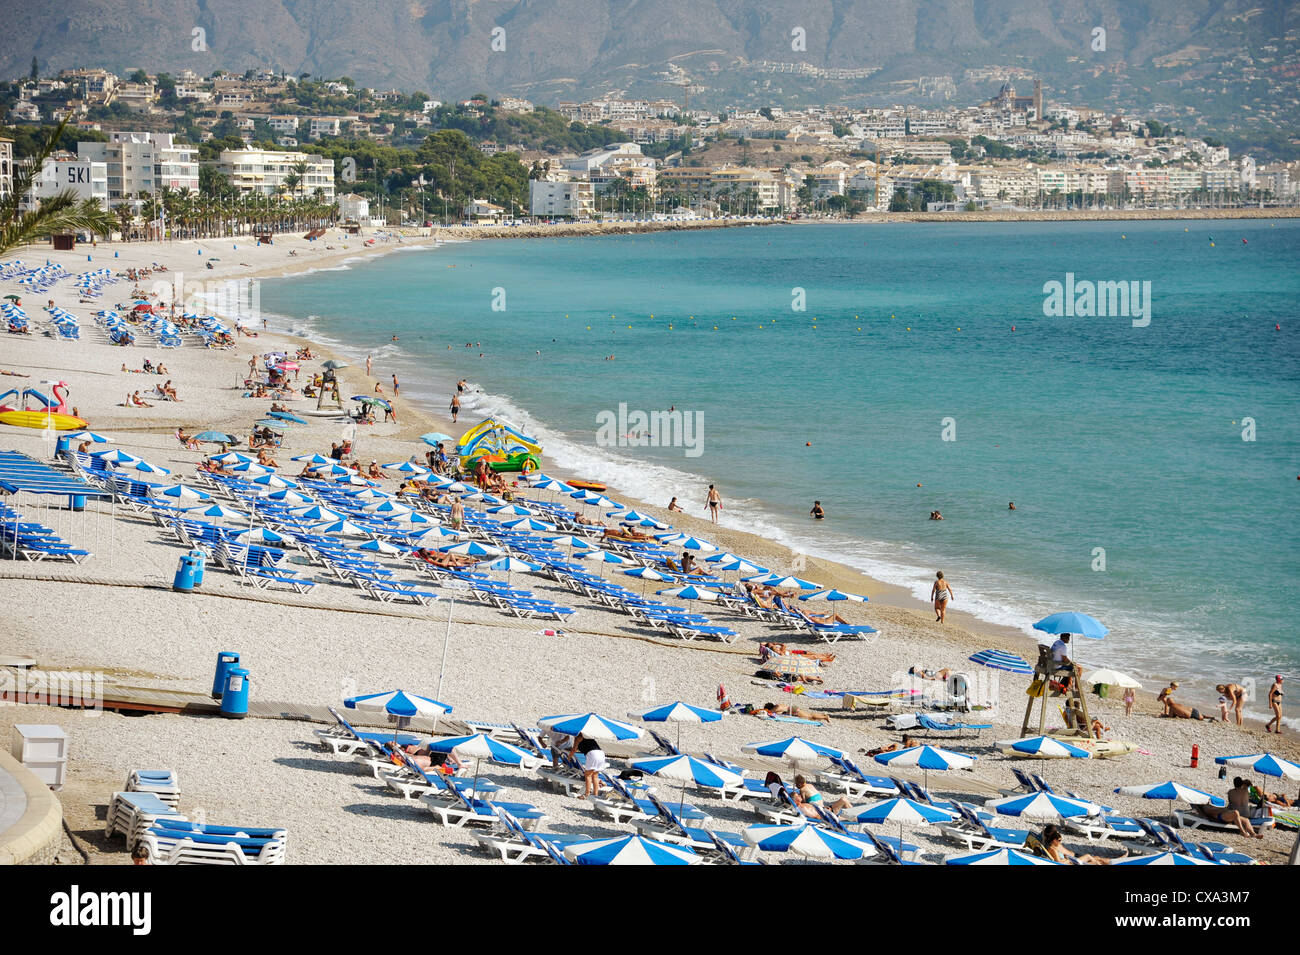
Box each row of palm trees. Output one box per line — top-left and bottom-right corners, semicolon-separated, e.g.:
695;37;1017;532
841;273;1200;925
121;186;340;241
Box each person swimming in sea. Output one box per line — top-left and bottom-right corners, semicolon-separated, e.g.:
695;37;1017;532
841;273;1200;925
810;500;825;520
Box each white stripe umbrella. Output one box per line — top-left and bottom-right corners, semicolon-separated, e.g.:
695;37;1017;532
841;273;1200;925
946;847;1062;866
345;689;453;740
182;503;246;520
743;823;877;861
874;745;976;790
657;533;717;552
1215;753;1300;781
438;541;503;557
500;517;556;532
382;461;430;475
1112;851;1221;866
428;732;542;792
799;588;868;603
481;555;544;584
538;713;644;742
986;792;1101;821
752;573;821;590
92;449;140;465
842;796;957;849
655;584;723;601
351;538;406;556
577;549;634;576
744;736;846;766
629;702;726;791
153;483;211;501
1114;781;1226;822
292;453;333;465
211;452;255;464
258;489;313;505
288;505;346;522
310;519;371;538
487;504;537;516
564;834;699;866
712;558;768;575
996;736;1092;759
623;566;672;594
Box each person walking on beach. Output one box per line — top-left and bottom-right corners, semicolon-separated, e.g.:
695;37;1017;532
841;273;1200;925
706;484;721;523
450;393;460;423
365;354;372;376
1266;676;1285;734
1216;682;1247;726
930;571;953;623
1122;684;1136;717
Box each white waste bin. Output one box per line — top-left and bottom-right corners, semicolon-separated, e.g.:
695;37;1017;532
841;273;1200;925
12;724;69;790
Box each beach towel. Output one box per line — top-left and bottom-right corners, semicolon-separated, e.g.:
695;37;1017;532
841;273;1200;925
766;714;824;725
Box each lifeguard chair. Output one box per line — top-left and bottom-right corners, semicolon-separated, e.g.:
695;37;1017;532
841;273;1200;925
1020;643;1091;738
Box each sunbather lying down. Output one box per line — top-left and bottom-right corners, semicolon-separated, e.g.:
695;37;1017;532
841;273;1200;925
414;548;480;568
757;701;830;724
395;742;462;773
759;642;836;663
909;666;952;681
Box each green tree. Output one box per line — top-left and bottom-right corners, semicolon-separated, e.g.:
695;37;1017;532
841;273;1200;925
29;57;38;81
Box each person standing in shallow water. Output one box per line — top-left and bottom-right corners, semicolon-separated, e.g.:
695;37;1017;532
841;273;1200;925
930;571;953;623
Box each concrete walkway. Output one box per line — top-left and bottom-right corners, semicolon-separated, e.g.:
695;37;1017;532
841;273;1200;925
0;749;62;865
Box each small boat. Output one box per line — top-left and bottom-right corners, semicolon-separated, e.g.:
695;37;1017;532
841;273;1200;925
1047;734;1137;759
568;479;607;492
0;410;88;431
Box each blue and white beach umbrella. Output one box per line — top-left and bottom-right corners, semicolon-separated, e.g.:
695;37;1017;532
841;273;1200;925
969;649;1033;675
382;461;430;474
229;526;286;543
533;477;576;493
288;504;345;521
344;689;452;719
351;538;405;555
752;574;821;590
251;474;297;489
259;489;312;504
419;432;454;446
743;824;876;861
996;736;1091;759
438;541;503;557
363;499;412;515
1214;753;1300;780
622;517;670;530
410;525;467;540
427;733;541;769
291;453;333;465
632;702;723;725
875;744;976;788
564;834;699;866
799;588;868;602
210;451;254;464
500;517;555;532
1033;612;1109;639
538;713;645;742
487;504;537;516
744;736;846;764
616;510;656;522
311;519;371;538
946;848;1062;866
183;503;245;520
482;556;544;574
987;792;1100;821
713;558;768;575
1112;851;1221;866
629;754;744;789
624;567;671;581
153;483;211;501
655;584;723;601
92;449;140;465
1115;781;1225;820
63;430;113;444
843;796;956;827
658;534;717;552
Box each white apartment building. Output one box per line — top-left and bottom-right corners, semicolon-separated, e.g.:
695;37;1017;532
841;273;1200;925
561;142;645;174
268;116;300;133
78;136;156;202
217;147;335;199
0;138;15;201
337;193;371;222
529;180;595;218
29;154;109;209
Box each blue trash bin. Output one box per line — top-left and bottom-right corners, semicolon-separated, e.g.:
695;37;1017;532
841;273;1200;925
172;554;197;592
212;651;240;700
220;668;250;718
189;548;207;587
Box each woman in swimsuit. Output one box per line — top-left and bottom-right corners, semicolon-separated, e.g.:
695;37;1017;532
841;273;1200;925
1265;676;1285;734
930;571;953;623
792;775;851;817
1040;825;1124;864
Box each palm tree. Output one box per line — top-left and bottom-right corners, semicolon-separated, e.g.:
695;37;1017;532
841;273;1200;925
0;116;116;255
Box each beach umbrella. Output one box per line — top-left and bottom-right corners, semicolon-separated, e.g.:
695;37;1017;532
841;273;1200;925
409;525;468;540
435;481;472;493
229;461;273;475
742;824;876;862
946;848;1062;866
538;713;644;742
1214;753;1300;780
321;360;349;370
182;503;246;520
259;489;313;504
351;538;405;556
500;517;556;532
532;477;575;493
153;483;211;502
580;495;622;510
193;431;237;444
799;588;868;602
382;461;430;475
623;565;672;595
211;451;254;464
362;499;413;516
487;504;537;516
63;430;113;444
288;505;345;522
616;510;657;522
351;395;391;410
1033;612;1109;639
751;573;821;590
481;555;543;584
1114;781;1225;821
427;733;542;779
388;511;438;526
655;583;724;602
267;411;308;424
874;745;976;790
743;736;846;765
631;754;743;789
254;420;289;432
250;474;297;489
622;517;670;530
438;541;502;557
544;534;592;550
842;796;956;849
1084;668;1142;689
91;449;140;465
1112;852;1221;866
564;834;699;866
987;792;1100;821
713;558;768;575
578;549;635;573
658;534;717;552
310;519;371;538
344;690;451;729
229;526;286;543
459;491;504;504
630;701;723;754
969;649;1033;675
420;432;454;445
997;736;1091;759
129;459;171;476
291;453;334;465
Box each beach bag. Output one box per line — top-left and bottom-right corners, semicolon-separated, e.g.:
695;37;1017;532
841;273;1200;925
1026;679;1045;698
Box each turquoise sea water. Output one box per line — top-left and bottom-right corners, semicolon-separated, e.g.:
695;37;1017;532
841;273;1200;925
261;221;1300;723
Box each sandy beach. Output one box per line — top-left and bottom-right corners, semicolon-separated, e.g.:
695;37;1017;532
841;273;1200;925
2;228;1296;866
